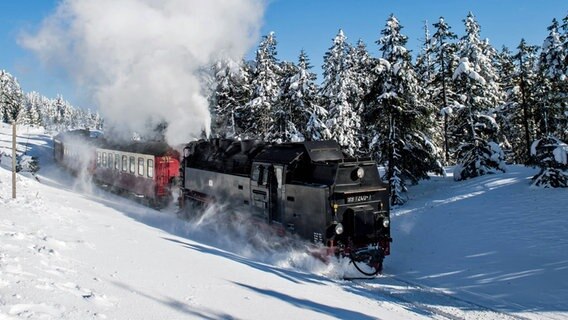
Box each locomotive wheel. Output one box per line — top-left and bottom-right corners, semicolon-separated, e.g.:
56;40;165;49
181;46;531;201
349;248;384;277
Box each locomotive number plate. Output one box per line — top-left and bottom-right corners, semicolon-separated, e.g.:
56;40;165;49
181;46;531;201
346;193;372;203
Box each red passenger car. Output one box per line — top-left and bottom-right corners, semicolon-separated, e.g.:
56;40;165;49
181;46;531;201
54;130;180;208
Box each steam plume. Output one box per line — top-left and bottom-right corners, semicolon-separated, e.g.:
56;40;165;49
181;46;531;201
21;0;266;145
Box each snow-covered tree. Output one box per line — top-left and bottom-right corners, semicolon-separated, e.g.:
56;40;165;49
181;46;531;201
210;58;251;138
494;46;517;163
321;29;361;155
22;92;44;127
278;50;324;142
51;95;72;131
350;39;377;154
415;21;435;90
1;70;101;131
538;18;567;142
0;70;24;124
245;32;281;140
367;15;442;205
429;17;459;164
502;40;541;164
269;60;303;142
451;13;506;181
528;17;568;188
531;136;568;187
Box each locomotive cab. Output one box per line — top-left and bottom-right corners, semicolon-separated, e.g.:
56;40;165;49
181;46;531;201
262;142;391;258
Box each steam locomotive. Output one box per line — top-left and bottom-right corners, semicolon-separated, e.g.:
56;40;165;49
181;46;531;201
179;138;392;274
53;129;180;207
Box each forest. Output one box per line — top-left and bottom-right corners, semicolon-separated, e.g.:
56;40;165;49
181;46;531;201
0;70;103;132
1;12;567;203
207;13;568;201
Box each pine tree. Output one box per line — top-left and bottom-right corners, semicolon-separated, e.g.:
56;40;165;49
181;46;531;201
452;12;506;181
530;136;568;187
494;46;517;163
350;39;377;154
270;60;302;142
430;17;458;164
538;18;567;142
508;40;540;164
27;92;44;128
245;32;281;140
367;15;442;205
0;70;24;124
321;29;361;155
415;21;435;91
279;50;324;142
210;58;251;138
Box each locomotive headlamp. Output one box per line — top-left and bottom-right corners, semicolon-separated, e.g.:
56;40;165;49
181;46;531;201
335;223;344;235
356;167;365;179
382;218;390;228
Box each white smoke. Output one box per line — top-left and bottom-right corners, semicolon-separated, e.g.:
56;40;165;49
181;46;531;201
21;0;266;145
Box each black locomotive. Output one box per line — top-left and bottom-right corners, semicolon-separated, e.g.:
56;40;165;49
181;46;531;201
179;138;391;275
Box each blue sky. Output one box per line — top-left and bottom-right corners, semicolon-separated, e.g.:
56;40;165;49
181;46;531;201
0;0;566;108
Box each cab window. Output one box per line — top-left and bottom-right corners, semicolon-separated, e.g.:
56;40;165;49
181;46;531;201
252;164;266;185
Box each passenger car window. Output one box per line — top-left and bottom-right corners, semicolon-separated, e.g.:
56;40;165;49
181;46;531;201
129;156;135;173
115;154;120;170
147;159;154;178
122;155;128;172
138;158;144;176
102;152;107;167
96;152;101;166
108;153;113;168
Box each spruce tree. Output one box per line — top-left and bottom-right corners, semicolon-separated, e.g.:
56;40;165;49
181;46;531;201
530;136;568;188
430;17;458;164
350;39;377;154
494;46;517;163
210;58;251;138
245;32;281;140
280;50;324;142
538;19;567;142
0;71;24;124
452;12;506;181
321;29;361;155
24;92;44;127
510;39;540;164
367;15;442;205
270;60;302;142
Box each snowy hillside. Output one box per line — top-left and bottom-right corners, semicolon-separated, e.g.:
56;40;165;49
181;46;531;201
1;123;567;320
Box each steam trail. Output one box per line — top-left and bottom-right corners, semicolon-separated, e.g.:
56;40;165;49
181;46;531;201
21;0;266;145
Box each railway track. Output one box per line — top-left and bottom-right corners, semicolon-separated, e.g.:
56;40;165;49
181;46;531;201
349;275;532;320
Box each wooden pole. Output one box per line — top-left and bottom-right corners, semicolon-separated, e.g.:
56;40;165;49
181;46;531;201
12;121;16;199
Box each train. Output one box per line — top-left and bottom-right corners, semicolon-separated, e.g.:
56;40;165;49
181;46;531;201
53;129;180;208
179;138;392;275
54;130;392;275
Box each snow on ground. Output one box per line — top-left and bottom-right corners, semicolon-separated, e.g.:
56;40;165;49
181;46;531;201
0;122;567;319
389;165;568;319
